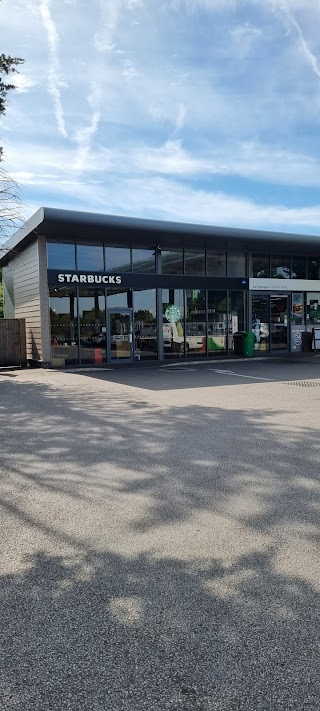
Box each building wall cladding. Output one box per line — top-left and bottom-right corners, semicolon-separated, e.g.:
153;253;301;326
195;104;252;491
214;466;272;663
38;235;51;363
4;239;43;362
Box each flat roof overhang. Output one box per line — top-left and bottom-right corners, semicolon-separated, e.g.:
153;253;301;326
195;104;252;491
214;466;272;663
1;206;320;266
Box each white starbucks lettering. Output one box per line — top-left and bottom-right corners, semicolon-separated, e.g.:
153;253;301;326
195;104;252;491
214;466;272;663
54;273;122;284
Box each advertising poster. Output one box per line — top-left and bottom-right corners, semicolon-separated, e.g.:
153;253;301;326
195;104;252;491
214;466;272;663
292;293;303;325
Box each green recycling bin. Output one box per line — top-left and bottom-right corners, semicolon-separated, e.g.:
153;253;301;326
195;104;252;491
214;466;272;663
242;331;255;358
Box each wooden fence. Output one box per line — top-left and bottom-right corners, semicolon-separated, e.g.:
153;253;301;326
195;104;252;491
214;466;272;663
0;319;27;367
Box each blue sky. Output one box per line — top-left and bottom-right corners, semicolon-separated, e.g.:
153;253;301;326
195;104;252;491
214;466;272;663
2;0;320;234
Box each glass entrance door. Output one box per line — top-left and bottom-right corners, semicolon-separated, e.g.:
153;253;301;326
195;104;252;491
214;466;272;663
108;309;133;362
270;296;288;350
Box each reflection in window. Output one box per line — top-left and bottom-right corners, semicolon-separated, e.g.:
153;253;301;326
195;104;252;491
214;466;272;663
77;244;104;271
161;250;183;275
207;291;227;353
78;289;106;364
49;287;78;366
228;291;245;351
252;296;269;352
162;289;185;358
105;247;131;272
206;252;226;276
107;288;132;308
47;242;76;270
291;256;306;279
307;292;320;324
134;289;157;360
186;290;206;356
271;255;290;278
132;249;155;273
184;251;205;276
227;253;247;277
307;257;320;280
252;254;270;278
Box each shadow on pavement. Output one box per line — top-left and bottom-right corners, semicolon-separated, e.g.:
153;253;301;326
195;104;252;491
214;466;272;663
0;376;319;709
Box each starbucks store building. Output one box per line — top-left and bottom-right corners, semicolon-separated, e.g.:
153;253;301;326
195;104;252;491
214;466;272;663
2;207;320;367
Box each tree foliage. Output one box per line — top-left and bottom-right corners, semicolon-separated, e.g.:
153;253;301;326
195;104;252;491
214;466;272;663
0;28;25;247
0;52;24;160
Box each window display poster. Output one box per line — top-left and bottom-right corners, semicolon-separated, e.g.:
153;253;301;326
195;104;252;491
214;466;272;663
292;293;304;325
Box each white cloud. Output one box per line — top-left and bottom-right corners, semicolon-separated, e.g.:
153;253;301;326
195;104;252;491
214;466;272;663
275;0;320;80
39;0;68;137
175;103;187;131
73;81;102;171
13;74;37;93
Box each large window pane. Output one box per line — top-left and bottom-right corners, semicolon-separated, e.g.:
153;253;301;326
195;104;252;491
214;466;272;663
132;249;156;273
162;289;185;357
307;257;320;280
227;253;247;277
307;293;320;324
291;256;306;279
77;244;104;271
252;254;270;278
207;291;227;353
161;250;183;275
207;252;226;276
105;247;131;272
134;289;157;360
271;255;290;278
79;289;106;364
228;291;245;351
107;288;132;308
47;242;76;270
184;251;205;276
186;290;207;356
49;287;78;366
252;296;269;352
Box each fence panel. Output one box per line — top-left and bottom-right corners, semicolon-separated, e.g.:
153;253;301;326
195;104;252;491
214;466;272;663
0;319;26;367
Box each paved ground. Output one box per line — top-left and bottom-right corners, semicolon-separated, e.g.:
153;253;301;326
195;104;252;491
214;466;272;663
0;360;319;711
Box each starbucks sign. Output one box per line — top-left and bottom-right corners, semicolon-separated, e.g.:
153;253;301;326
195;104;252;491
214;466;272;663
165;305;181;323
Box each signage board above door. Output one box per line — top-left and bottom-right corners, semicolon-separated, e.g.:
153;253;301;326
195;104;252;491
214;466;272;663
249;278;320;291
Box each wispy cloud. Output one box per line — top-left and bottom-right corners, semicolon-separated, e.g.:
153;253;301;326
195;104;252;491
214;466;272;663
39;0;68;137
275;0;320;79
73;81;102;171
12;74;37;93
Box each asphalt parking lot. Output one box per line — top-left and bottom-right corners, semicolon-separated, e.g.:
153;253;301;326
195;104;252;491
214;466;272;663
0;359;319;710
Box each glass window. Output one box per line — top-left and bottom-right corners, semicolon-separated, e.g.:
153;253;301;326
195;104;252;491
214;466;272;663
252;296;269;352
307;257;320;280
228;291;245;351
291;256;306;279
132;249;156;273
107;288;132;308
134;289;157;360
307;293;320;324
49;287;78;366
184;251;205;276
227;253;247;277
207;291;227;353
47;242;76;270
105;247;131;272
161;250;183;275
185;290;206;356
78;289;106;365
162;289;185;357
271;255;290;279
77;244;104;271
207;252;226;276
252;254;270;278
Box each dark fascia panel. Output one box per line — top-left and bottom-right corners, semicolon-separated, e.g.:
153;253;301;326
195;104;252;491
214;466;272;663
2;206;320;265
